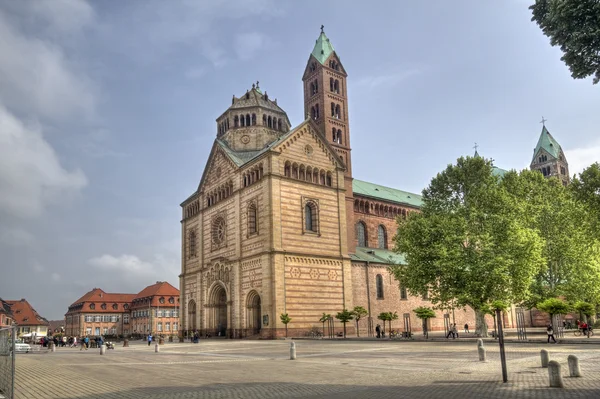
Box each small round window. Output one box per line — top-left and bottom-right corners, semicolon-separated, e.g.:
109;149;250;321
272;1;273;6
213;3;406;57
159;297;165;304
169;297;175;304
90;304;95;310
101;303;107;310
304;145;313;156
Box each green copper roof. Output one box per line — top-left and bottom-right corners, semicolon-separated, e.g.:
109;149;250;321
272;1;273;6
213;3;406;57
532;126;562;162
311;32;335;65
350;247;407;265
353;179;422;208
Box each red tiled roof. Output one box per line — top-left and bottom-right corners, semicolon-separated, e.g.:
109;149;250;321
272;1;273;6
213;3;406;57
134;281;179;300
70;288;136;307
67;288;136;314
6;299;49;326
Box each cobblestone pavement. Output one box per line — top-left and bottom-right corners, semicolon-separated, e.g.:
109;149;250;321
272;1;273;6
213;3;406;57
11;339;600;399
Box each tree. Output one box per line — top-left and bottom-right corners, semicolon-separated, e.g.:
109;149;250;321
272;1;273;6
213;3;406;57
537;298;570;329
392;156;544;337
280;313;291;338
319;313;331;337
502;169;600;306
335;309;354;338
377;312;392;335
413;307;436;339
574;301;595;323
530;0;600;84
571;163;600;237
351;306;368;337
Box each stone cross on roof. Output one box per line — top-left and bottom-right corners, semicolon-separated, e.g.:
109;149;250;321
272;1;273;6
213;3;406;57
540;116;547;126
320;25;324;33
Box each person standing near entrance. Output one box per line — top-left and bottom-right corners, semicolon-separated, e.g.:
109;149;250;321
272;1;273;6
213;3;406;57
375;324;381;338
464;323;469;334
148;334;153;346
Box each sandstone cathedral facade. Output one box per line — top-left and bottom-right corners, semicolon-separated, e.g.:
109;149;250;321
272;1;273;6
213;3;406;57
179;30;568;338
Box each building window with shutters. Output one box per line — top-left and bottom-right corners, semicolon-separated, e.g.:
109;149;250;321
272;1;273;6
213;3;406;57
376;274;384;299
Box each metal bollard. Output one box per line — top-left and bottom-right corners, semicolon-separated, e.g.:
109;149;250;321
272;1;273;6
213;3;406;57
155;343;159;353
290;341;296;360
478;346;486;361
547;360;564;388
477;339;484;348
100;344;106;355
568;355;581;377
540;349;549;368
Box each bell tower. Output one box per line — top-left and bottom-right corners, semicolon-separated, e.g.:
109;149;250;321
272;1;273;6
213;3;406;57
302;27;356;252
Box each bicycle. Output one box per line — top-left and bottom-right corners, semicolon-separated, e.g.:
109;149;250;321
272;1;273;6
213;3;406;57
573;328;594;337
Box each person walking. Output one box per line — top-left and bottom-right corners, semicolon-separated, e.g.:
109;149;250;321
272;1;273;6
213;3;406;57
452;324;458;339
547;324;557;343
147;334;153;346
446;324;456;339
375;324;381;339
464;323;469;334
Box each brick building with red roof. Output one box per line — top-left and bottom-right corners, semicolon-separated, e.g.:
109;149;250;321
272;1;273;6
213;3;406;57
0;298;15;328
5;299;49;337
65;281;179;337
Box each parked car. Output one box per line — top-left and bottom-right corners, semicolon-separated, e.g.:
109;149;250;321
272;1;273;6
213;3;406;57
14;343;31;353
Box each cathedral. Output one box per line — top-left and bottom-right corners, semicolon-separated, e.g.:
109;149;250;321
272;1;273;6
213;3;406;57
179;30;569;338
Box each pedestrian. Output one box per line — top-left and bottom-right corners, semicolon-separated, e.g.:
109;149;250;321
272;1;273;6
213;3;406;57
148;334;153;346
452;324;458;339
375;324;381;338
464;323;469;334
547;324;557;343
446;324;456;339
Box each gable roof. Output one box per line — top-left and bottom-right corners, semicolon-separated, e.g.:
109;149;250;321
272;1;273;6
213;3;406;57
6;299;49;326
532;125;562;162
353;179;422;208
350;247;407;265
311;31;336;65
70;288;136;307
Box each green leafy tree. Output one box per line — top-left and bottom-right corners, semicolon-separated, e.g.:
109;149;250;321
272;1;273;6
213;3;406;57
351;306;368;337
392;156;544;337
335;309;354;338
413;307;436;339
537;298;570;319
319;313;331;337
530;0;600;84
574;301;595;323
377;312;392;335
571;163;600;238
280;313;292;338
502;169;600;306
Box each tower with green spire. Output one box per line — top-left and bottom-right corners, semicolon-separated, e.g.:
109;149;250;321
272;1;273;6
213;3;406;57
302;26;356;252
530;123;570;186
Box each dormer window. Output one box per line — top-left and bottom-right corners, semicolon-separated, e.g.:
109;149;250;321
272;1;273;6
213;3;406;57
101;303;107;310
159;297;165;304
169;297;175;304
90;304;95;310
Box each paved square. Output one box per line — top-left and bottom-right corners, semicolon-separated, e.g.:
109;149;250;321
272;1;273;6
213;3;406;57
12;339;600;398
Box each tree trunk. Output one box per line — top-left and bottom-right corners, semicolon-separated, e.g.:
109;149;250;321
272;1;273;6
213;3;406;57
475;309;489;337
285;324;288;338
343;322;347;338
356;320;360;337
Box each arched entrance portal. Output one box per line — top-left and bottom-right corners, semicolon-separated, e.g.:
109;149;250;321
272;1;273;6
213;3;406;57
246;291;262;335
188;300;196;333
209;284;227;336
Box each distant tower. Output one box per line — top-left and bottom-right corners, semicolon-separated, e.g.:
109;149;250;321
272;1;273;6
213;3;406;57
530;120;570;186
302;26;356;252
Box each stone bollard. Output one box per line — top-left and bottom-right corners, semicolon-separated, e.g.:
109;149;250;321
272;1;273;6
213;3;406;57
290;342;296;360
100;344;106;355
155;343;159;353
123;339;129;347
540;349;549;368
478;346;486;361
50;342;55;353
547;360;564;388
477;339;484;348
568;355;581;377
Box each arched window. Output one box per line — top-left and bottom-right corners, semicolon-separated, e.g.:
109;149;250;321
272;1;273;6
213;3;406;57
335;104;341;119
292;163;299;179
263;114;267;125
278;119;282;131
315;104;320;119
331;102;335;117
332;128;337;141
326;172;332;187
299;165;305;181
310;82;315;94
314;80;318;93
377;225;387;249
356;222;367;247
330;77;334;92
189;230;197;257
304;202;317;233
268;116;272;128
240;115;245;127
252;114;256;125
284;161;291;177
376;274;384;299
234;115;239;127
248;202;257;234
246;114;251;126
400;285;407;300
334;79;340;93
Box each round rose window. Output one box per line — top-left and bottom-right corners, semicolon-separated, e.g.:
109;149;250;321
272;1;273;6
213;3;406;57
212;217;226;245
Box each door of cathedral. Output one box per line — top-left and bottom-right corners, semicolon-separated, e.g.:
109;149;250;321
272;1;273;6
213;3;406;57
209;285;228;336
246;291;261;335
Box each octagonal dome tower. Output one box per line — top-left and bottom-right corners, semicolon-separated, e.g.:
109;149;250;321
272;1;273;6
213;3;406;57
216;82;291;152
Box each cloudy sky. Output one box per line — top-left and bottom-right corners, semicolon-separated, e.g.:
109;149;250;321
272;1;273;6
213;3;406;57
1;0;598;320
